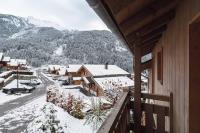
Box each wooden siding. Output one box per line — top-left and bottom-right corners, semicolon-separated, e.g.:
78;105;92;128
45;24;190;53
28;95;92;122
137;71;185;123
151;0;200;132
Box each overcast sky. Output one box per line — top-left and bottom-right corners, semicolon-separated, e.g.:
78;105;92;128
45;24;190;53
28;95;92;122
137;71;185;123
0;0;108;30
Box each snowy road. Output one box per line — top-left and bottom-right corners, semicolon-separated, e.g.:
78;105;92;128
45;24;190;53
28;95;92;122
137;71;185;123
0;70;54;133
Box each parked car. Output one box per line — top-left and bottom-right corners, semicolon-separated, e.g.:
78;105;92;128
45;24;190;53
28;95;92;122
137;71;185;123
20;79;41;86
3;86;35;94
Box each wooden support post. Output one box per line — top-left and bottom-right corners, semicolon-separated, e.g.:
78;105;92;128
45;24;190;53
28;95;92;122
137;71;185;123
134;43;142;133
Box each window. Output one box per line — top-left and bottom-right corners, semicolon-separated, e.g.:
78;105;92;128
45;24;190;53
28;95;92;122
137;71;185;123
157;47;163;84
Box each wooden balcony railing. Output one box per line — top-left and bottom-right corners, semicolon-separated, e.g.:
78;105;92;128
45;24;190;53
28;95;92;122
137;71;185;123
98;90;173;133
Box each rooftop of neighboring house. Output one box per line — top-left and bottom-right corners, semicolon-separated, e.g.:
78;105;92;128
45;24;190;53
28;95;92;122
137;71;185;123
2;56;11;62
66;65;82;73
94;76;134;91
8;59;27;67
83;64;130;77
48;65;63;71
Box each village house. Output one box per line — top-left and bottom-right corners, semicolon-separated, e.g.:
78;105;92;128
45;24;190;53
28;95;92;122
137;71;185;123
7;59;27;70
86;0;200;132
77;64;134;96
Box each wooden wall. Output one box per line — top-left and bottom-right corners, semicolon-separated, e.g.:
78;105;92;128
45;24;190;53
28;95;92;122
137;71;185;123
151;0;200;132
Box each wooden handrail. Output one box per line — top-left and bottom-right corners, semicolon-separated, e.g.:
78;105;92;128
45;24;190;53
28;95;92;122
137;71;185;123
97;91;129;133
130;91;170;102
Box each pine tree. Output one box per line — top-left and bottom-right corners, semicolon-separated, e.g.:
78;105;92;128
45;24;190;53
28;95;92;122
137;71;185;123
66;93;74;113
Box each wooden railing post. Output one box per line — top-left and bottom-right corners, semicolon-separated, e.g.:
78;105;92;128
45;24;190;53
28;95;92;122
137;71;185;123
134;43;142;133
170;92;173;133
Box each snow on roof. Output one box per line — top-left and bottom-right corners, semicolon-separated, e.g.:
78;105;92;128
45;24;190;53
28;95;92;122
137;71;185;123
2;56;10;62
94;76;134;91
0;53;3;61
0;78;4;83
73;77;82;80
8;59;27;66
83;77;90;84
17;59;27;65
48;65;62;71
66;65;82;73
83;65;130;76
57;67;67;75
8;59;18;67
0;71;12;78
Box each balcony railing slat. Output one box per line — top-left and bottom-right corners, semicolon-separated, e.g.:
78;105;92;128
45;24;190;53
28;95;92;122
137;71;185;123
144;103;154;133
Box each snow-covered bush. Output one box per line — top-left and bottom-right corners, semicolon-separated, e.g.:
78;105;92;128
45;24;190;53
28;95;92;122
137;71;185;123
47;85;85;119
71;98;85;119
84;98;109;131
27;103;66;133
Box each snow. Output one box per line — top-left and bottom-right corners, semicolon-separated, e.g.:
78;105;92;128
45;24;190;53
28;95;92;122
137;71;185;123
83;77;90;84
73;77;82;80
0;90;30;105
66;65;82;73
8;59;27;66
26;16;65;30
54;45;63;56
0;96;46;131
0;78;4;83
0;71;12;78
4;79;33;90
0;53;3;60
2;56;10;62
94;76;134;91
83;65;130;76
115;40;127;52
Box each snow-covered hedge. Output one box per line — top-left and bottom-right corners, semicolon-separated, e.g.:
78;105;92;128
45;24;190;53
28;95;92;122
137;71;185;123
47;85;85;119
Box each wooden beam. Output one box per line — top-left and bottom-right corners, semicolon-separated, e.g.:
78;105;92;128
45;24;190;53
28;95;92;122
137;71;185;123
142;34;162;44
141;41;157;56
134;40;142;133
121;0;178;35
126;10;175;42
115;0;155;23
141;60;152;71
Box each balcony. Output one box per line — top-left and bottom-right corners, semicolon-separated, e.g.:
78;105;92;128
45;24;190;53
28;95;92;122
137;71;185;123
98;89;173;133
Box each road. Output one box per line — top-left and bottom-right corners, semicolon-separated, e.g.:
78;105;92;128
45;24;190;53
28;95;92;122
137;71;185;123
0;70;54;133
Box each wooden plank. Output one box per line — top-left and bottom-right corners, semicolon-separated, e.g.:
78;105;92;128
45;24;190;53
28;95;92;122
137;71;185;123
144;104;154;133
141;93;170;102
134;41;142;133
170;92;173;133
141;42;157;56
156;106;166;133
142;34;162;44
121;1;178;35
142;103;170;116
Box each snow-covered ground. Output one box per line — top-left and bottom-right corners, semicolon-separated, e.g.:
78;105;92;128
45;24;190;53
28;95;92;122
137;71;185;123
0;90;30;105
0;96;46;132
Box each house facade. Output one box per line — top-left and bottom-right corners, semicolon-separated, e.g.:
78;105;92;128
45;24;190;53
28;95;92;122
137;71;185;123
77;64;134;96
86;0;200;132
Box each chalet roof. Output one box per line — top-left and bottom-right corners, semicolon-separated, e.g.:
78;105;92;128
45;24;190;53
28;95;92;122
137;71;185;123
83;64;130;77
2;56;10;62
66;65;82;73
8;59;27;66
86;0;180;56
94;76;134;91
48;65;62;71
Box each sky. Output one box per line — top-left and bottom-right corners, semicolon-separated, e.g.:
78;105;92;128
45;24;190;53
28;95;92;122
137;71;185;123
0;0;108;30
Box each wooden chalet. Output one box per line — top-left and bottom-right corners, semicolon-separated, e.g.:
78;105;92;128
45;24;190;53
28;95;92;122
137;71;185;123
86;0;200;133
78;64;134;96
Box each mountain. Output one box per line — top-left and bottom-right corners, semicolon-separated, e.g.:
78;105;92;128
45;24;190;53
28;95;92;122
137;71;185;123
0;14;133;72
